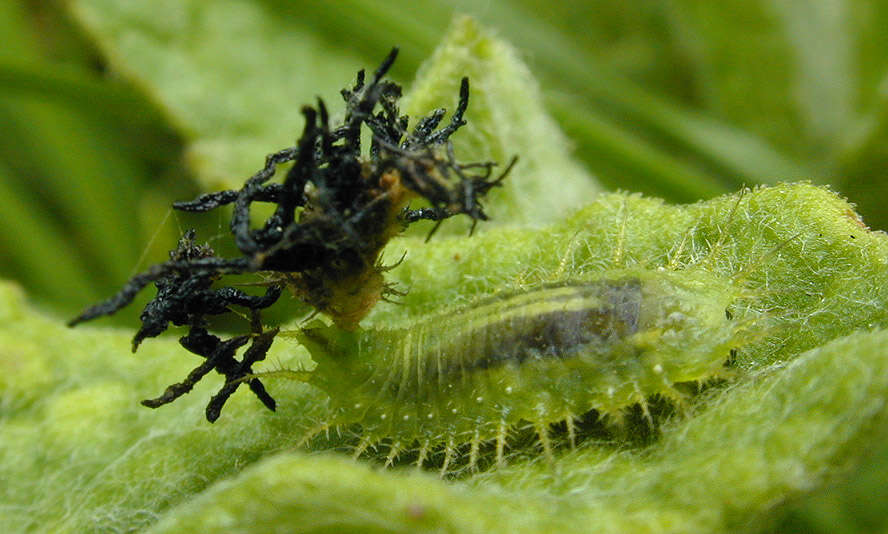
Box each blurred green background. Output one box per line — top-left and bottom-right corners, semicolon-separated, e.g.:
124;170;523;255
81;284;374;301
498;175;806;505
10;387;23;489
3;0;888;320
2;1;887;531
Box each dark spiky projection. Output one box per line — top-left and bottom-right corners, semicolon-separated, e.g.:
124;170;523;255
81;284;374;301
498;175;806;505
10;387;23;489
69;48;516;421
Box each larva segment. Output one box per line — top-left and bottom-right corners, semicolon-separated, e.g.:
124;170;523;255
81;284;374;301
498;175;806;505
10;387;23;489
292;266;755;471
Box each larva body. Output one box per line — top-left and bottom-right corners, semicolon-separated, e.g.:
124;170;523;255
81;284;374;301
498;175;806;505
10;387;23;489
295;266;753;469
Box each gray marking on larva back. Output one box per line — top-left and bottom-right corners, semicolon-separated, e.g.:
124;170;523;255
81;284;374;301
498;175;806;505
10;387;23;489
434;279;643;375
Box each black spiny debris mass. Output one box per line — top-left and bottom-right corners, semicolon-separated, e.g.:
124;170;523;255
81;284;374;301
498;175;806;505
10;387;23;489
68;48;515;422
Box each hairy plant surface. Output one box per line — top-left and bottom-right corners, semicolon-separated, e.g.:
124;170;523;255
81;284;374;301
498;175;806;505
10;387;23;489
3;181;888;533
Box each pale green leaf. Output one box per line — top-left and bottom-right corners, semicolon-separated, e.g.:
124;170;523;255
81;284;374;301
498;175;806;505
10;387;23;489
3;184;888;533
